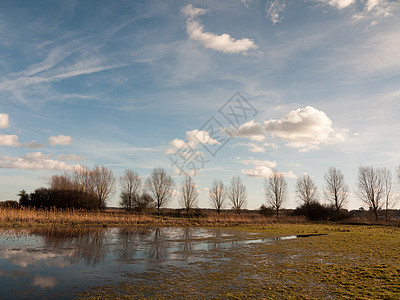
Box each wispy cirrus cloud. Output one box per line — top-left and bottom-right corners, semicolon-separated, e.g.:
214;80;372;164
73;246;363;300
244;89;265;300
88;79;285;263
265;0;396;24
266;0;287;24
182;4;257;54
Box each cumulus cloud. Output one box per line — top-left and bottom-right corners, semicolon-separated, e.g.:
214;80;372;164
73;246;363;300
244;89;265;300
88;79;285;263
48;135;72;146
182;4;257;54
239;158;296;178
0;113;9;129
266;0;287;24
227;106;347;152
186;129;220;145
264;106;348;152
0;134;44;148
165;129;220;155
0;152;81;171
240;159;277;178
0;134;19;147
227;120;265;141
0;114;44;148
323;0;356;9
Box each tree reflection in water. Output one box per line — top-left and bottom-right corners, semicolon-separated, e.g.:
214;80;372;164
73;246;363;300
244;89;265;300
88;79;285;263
30;227;108;266
149;227;167;261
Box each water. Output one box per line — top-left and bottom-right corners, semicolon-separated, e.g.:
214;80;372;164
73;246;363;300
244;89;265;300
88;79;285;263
0;227;323;299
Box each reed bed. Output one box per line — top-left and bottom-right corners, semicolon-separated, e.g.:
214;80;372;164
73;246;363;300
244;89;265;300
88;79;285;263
0;207;307;228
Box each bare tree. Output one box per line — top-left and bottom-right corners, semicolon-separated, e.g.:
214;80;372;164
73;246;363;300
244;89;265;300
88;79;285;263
119;169;142;211
49;172;74;190
228;176;247;214
296;174;318;206
90;165;116;210
356;166;385;221
382;168;394;221
145;167;175;212
264;170;287;219
323;167;349;219
179;176;198;213
72;166;93;193
209;179;226;214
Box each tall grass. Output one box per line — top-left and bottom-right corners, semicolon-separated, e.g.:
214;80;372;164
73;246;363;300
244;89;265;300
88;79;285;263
0;207;308;227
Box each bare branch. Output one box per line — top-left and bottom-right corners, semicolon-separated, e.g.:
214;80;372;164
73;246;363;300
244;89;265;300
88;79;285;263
356;166;385;221
145;167;175;211
323;167;348;218
264;169;287;219
179;176;198;213
209;179;226;214
228;176;247;214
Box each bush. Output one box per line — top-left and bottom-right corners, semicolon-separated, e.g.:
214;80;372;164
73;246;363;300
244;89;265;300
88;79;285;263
19;188;100;210
293;202;333;221
0;200;19;208
259;204;274;217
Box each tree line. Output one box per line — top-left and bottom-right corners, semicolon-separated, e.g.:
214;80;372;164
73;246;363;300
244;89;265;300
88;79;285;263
16;164;400;221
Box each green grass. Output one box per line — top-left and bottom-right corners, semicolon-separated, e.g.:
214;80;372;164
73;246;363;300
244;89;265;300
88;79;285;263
78;224;400;299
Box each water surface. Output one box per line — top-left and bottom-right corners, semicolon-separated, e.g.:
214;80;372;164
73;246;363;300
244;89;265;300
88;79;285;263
0;227;312;299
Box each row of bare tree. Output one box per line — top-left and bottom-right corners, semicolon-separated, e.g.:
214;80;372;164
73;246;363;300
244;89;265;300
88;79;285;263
264;165;400;220
19;163;400;219
120;167;249;214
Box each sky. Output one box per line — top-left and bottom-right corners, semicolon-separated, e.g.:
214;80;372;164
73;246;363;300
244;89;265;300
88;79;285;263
0;0;399;210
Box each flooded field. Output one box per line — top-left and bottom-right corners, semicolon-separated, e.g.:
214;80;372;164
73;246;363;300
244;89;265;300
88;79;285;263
1;225;400;299
0;227;300;299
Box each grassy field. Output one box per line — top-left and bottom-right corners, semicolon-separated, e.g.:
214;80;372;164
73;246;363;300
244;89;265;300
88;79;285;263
78;224;400;299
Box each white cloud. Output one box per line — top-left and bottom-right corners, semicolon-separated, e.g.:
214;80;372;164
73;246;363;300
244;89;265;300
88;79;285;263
234;142;277;153
0;152;80;171
186;129;220;145
48;135;72;146
240;159;276;178
317;0;356;9
0;134;43;148
264;106;348;152
182;4;207;18
239;158;296;178
266;0;286;24
353;0;395;21
183;5;257;54
227;120;265;141
165;129;221;155
0;113;9;129
0;134;19;146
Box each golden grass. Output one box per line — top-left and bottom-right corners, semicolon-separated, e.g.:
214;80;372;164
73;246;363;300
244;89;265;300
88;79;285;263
0;207;310;228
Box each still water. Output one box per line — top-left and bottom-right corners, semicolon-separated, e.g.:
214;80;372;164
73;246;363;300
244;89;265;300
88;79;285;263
0;227;301;299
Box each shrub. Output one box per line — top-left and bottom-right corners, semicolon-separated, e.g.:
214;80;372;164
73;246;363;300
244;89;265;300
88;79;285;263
293;202;333;221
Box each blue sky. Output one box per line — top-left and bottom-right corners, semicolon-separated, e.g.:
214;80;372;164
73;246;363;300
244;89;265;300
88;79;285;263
0;0;399;209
